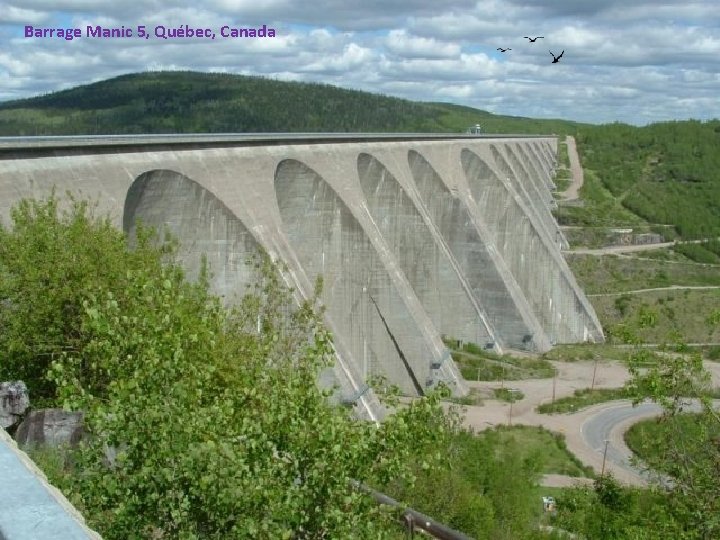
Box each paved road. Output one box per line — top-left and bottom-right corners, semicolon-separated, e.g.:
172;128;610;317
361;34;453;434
581;399;717;485
581;401;663;484
461;361;720;486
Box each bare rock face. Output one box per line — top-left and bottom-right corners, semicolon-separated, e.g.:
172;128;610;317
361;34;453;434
14;409;85;447
0;380;30;429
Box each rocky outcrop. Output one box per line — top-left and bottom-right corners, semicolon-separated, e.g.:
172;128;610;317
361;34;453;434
15;409;85;447
0;380;30;430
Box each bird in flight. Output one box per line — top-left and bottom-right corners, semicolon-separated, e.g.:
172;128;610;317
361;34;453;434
549;50;564;63
497;47;512;52
524;36;544;42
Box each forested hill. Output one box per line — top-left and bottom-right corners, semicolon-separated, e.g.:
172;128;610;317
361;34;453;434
0;71;579;135
576;120;720;239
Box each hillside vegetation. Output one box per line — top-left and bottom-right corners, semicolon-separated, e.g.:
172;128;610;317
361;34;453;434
0;71;579;136
575;121;720;239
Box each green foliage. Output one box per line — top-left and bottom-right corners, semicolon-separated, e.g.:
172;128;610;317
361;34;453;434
387;427;555;540
1;195;458;539
447;340;556;381
576;120;720;239
493;387;524;402
0;71;581;136
625;413;720;477
567;253;720;294
591;288;720;345
554;169;645;228
554;475;684;539
614;294;632;316
623;321;720;538
672;241;720;264
0;193;174;401
536;388;630;414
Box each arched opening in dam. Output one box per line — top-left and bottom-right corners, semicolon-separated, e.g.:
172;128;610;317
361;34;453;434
356;152;495;348
539;141;555;163
462;149;602;344
462;149;559;340
407;149;545;351
123;169;263;302
514;143;546;189
505;144;545;204
274;158;434;395
530;141;553;177
490;144;558;246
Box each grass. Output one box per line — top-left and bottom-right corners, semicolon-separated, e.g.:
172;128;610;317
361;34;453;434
557;141;570;168
23;444;75;490
493;387;524;402
483;425;595;478
554;169;647;228
624;413;720;476
562;226;677;250
541;343;637;363
553;167;572;193
567;253;720;294
536;387;630;414
590;289;720;345
630;247;695;262
449;343;556;381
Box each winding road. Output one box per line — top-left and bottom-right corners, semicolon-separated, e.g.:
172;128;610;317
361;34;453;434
581;401;663;484
460;360;720;486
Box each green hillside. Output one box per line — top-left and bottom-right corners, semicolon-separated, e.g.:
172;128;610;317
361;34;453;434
0;71;580;135
575;121;720;238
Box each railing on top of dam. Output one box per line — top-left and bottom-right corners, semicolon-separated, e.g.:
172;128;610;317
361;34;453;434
0;132;557;156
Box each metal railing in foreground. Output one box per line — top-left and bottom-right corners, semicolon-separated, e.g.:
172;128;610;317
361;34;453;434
352;481;474;540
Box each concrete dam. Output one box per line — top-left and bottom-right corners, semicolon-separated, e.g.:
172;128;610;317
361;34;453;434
0;134;604;420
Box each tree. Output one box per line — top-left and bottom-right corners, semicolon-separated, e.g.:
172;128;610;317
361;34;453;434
625;332;720;538
1;194;455;538
0;193;174;400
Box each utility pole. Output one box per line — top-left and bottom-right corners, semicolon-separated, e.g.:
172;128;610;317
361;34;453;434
591;355;599;391
601;439;610;477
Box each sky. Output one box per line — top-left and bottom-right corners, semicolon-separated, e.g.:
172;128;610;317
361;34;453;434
0;0;718;126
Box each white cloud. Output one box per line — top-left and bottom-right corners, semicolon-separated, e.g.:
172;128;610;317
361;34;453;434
385;29;460;59
0;0;718;125
0;5;50;25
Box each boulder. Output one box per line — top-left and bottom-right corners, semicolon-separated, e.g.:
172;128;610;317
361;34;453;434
14;409;85;447
0;380;30;429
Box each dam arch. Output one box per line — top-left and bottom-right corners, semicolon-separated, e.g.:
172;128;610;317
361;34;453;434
407;149;547;351
356;152;495;348
274;158;442;395
124;169;264;301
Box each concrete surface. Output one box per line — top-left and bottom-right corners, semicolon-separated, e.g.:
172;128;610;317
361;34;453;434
0;134;604;420
0;428;101;540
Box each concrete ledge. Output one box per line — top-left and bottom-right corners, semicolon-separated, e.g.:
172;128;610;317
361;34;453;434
0;428;101;540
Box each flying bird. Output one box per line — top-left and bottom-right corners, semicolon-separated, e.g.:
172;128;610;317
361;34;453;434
549;50;564;63
524;36;544;42
496;47;512;52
